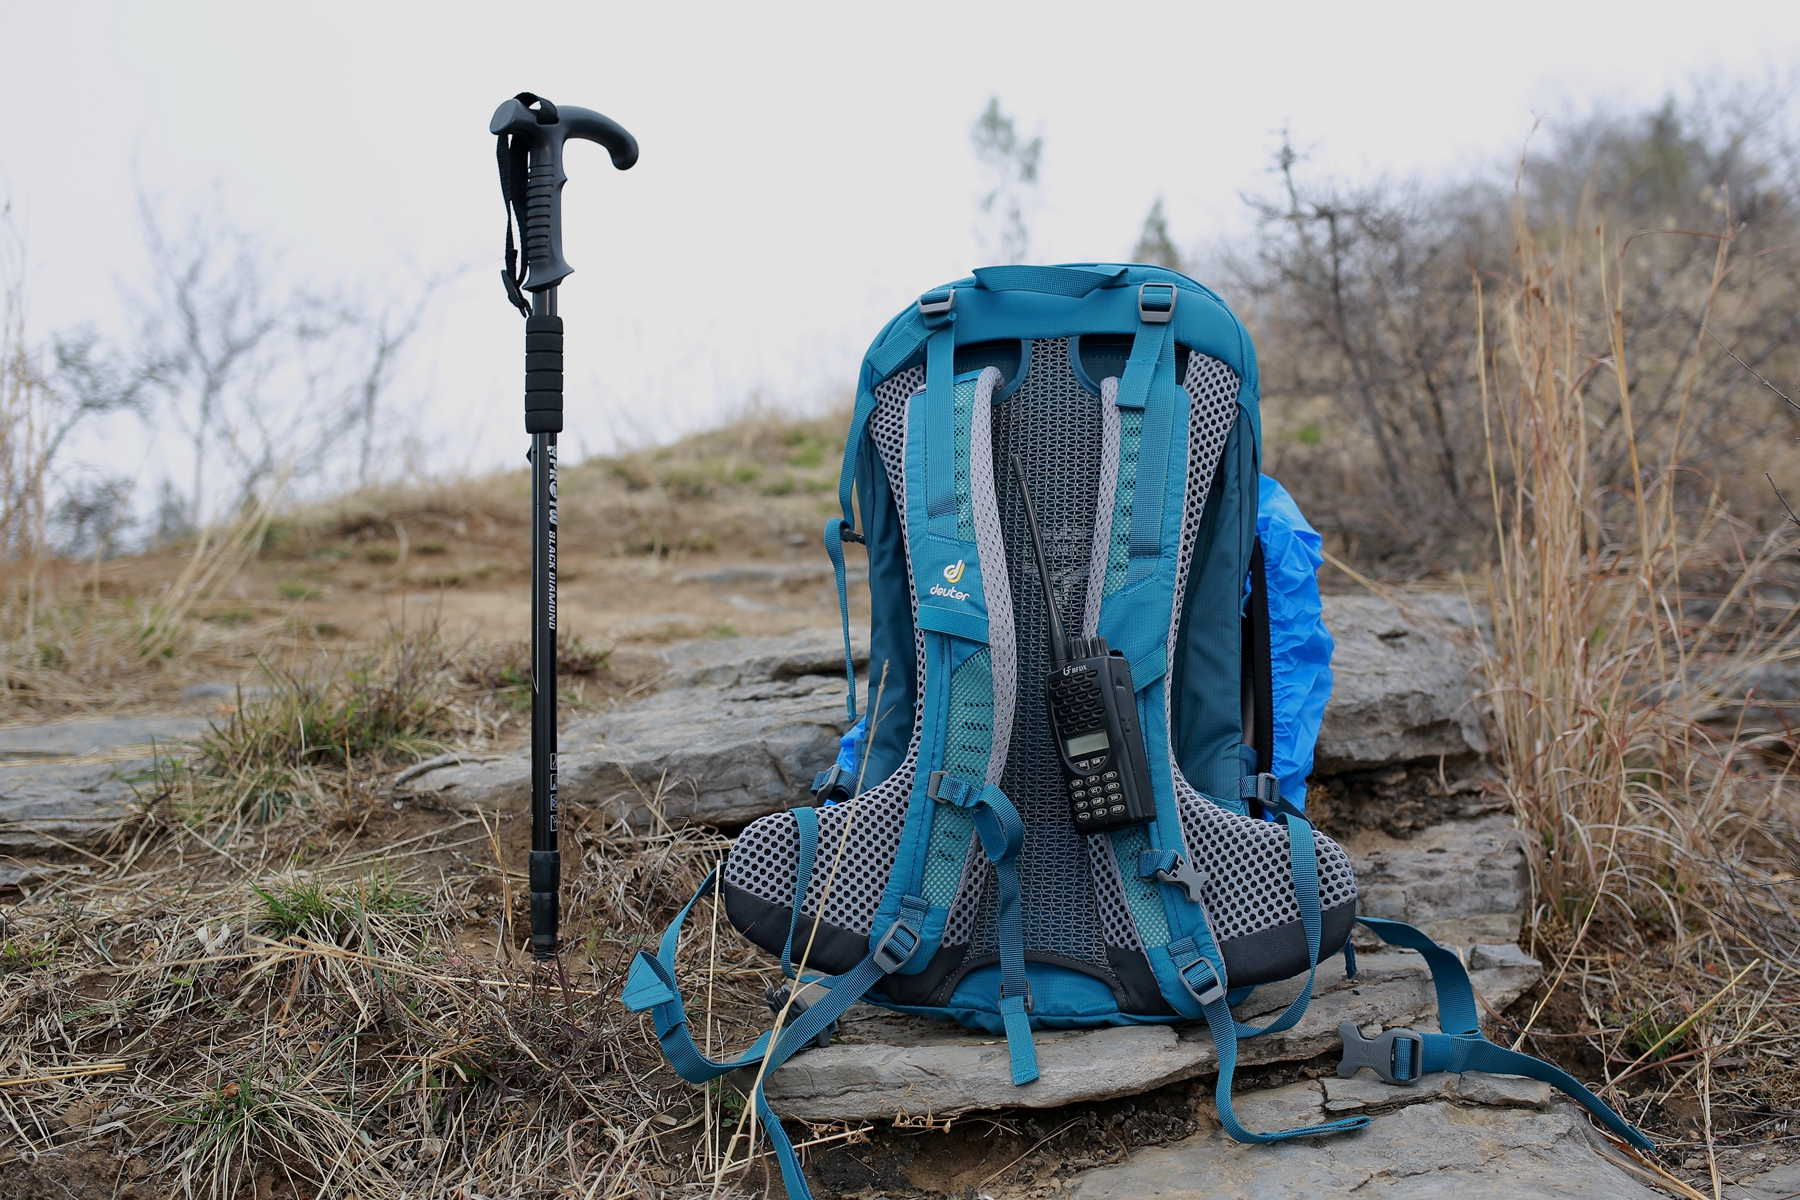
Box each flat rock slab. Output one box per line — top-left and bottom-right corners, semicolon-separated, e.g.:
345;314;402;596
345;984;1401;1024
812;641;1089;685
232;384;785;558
1316;594;1488;773
411;599;1489;830
0;715;209;758
1069;1095;1658;1199
412;630;869;826
1350;814;1528;945
0;716;208;854
757;947;1542;1122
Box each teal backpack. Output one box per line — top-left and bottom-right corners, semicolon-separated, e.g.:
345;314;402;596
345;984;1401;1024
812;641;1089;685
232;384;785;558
624;265;1652;1198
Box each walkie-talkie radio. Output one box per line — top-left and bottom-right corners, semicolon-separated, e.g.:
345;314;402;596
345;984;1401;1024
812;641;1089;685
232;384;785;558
1012;457;1157;832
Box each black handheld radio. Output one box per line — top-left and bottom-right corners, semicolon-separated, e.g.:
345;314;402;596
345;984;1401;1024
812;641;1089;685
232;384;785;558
1012;457;1156;832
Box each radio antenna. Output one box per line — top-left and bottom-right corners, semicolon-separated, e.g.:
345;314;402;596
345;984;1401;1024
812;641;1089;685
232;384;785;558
1011;455;1068;669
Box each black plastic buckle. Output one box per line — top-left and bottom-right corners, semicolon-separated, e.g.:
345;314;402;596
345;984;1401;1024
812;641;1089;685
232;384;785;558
1177;956;1226;1007
871;918;921;974
1337;1021;1427;1084
812;764;849;802
1138;282;1177;324
999;979;1034;1014
1152;854;1209;905
918;288;956;318
765;980;835;1050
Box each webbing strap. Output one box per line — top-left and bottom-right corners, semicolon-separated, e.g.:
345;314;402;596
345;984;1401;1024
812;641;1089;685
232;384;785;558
1231;817;1323;1038
928;773;1038;1084
837;386;878;528
623;874;930;1200
924;323;959;532
1115;307;1180;572
1353;917;1655;1151
823;518;857;722
1201;996;1372;1143
780;806;819;979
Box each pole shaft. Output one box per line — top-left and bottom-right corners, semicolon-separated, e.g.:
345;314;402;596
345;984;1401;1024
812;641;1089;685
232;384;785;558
529;286;560;960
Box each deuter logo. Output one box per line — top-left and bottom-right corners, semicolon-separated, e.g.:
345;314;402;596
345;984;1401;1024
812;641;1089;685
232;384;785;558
929;559;970;602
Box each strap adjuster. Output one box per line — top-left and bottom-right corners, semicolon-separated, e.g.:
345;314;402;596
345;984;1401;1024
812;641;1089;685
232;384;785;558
1337;1021;1427;1084
1138;282;1176;324
871;917;922;974
918;288;956;318
812;765;849;802
999;979;1034;1014
926;769;974;806
765;979;836;1050
1178;957;1226;1007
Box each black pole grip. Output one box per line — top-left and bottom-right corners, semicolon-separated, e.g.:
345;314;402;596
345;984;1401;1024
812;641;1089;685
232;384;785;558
524;314;563;433
490;97;638;293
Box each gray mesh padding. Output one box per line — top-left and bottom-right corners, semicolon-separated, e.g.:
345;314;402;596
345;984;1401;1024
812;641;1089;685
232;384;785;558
967;367;1016;787
942;843;989;948
1165;350;1243;671
1173;769;1359;942
1084;376;1121;639
1089;831;1143;952
969;337;1112;975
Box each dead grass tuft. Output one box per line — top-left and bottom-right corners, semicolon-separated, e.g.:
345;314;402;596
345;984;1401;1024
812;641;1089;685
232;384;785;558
1482;192;1800;1157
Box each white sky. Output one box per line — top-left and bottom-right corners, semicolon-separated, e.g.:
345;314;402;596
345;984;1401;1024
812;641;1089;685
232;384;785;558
2;0;1797;493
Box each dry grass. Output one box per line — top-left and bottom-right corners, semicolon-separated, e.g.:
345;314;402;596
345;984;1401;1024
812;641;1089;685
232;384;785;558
0;666;810;1197
1481;197;1800;1161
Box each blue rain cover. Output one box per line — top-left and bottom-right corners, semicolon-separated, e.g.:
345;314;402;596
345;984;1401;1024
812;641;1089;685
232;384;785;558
1259;475;1333;808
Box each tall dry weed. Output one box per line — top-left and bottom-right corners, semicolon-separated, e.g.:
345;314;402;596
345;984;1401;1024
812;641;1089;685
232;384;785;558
1482;191;1800;1146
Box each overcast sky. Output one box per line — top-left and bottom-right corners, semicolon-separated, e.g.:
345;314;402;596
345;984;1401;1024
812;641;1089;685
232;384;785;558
2;0;1797;497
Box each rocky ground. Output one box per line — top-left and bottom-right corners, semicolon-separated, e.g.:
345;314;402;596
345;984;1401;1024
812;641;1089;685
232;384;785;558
3;592;1791;1199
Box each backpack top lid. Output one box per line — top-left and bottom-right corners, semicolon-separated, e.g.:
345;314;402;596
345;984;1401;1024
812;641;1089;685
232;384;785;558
840;263;1263;531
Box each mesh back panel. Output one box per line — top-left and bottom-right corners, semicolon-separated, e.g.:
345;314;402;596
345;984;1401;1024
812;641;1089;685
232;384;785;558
724;338;1360;969
1089;833;1144;952
1174;769;1359;941
978;337;1112;973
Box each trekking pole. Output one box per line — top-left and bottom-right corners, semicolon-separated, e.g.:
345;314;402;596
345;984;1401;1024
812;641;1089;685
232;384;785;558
489;93;638;961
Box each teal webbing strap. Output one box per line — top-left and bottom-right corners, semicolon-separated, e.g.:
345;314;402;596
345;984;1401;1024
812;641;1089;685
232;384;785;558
623;874;931;1200
780;806;819;979
837;385;877;528
823;518;857;722
1118;319;1179;567
929;772;1038;1084
1201;995;1372;1143
1353;917;1655;1151
924;323;959;534
1231;817;1323;1038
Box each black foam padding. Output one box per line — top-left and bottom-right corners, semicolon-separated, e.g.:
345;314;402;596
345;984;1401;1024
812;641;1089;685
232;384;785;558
1218;896;1357;987
722;881;868;976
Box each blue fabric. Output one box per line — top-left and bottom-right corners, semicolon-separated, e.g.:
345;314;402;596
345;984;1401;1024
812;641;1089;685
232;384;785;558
1258;475;1333;809
833;717;865;777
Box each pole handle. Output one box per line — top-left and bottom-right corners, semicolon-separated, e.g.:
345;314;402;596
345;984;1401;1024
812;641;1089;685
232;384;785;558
490;96;638;293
